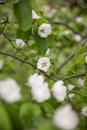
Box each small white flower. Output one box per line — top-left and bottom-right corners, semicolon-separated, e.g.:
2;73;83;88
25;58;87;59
73;35;82;42
77;78;84;88
75;16;83;23
67;84;75;91
53;104;79;130
28;73;51;103
32;10;40;20
37;57;51;72
46;48;50;55
31;82;50;103
0;60;4;70
52;80;67;102
67;84;75;98
0;78;21;103
16;39;25;48
61;7;67;12
85;56;87;64
38;23;52;38
46;8;56;18
64;30;71;35
28;73;44;88
81;106;87;117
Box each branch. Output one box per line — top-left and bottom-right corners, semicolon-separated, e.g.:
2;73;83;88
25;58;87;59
0;51;57;82
63;73;85;81
51;21;84;38
56;37;87;73
0;1;4;4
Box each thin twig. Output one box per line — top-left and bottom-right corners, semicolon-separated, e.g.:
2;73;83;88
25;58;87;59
56;38;87;73
0;17;8;35
0;51;57;82
63;73;85;81
51;21;84;38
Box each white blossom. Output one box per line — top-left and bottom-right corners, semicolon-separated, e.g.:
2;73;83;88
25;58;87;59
52;80;67;102
53;104;79;130
77;78;84;88
38;23;52;38
28;73;51;103
31;82;50;103
0;60;4;70
61;7;67;12
28;73;44;88
64;30;71;35
85;56;87;64
81;106;87;117
75;16;83;23
73;35;82;42
16;39;25;48
46;9;56;18
37;57;51;72
32;10;40;20
0;78;21;103
46;48;50;55
67;84;75;98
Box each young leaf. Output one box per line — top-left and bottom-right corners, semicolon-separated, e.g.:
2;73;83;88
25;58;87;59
0;104;12;130
34;34;49;55
13;0;32;31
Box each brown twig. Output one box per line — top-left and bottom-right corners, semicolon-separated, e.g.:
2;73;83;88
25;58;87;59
63;73;85;81
0;51;57;82
51;21;84;38
56;37;87;73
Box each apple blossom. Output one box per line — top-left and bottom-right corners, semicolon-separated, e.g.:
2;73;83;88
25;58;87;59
28;73;44;88
38;23;52;38
53;104;79;130
52;80;67;102
16;39;25;48
75;16;83;23
73;35;82;42
85;56;87;64
28;73;51;103
67;84;75;98
37;57;51;72
31;82;50;103
32;10;40;20
77;78;84;88
0;60;4;70
81;106;87;117
0;78;21;103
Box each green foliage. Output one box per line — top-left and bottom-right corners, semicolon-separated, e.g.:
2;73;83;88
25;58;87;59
80;76;87;97
0;104;12;130
16;28;31;40
1;0;87;130
5;104;24;130
4;0;19;5
13;0;32;31
34;34;49;55
79;0;87;8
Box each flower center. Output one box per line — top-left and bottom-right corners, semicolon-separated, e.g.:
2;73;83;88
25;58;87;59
41;62;47;67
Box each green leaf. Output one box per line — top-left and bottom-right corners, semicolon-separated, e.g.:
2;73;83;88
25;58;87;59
38;121;55;130
47;35;55;48
67;63;86;76
0;104;12;130
6;104;24;130
13;0;32;31
80;76;87;97
19;103;41;129
79;0;87;8
34;34;49;55
16;28;31;40
4;0;19;4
